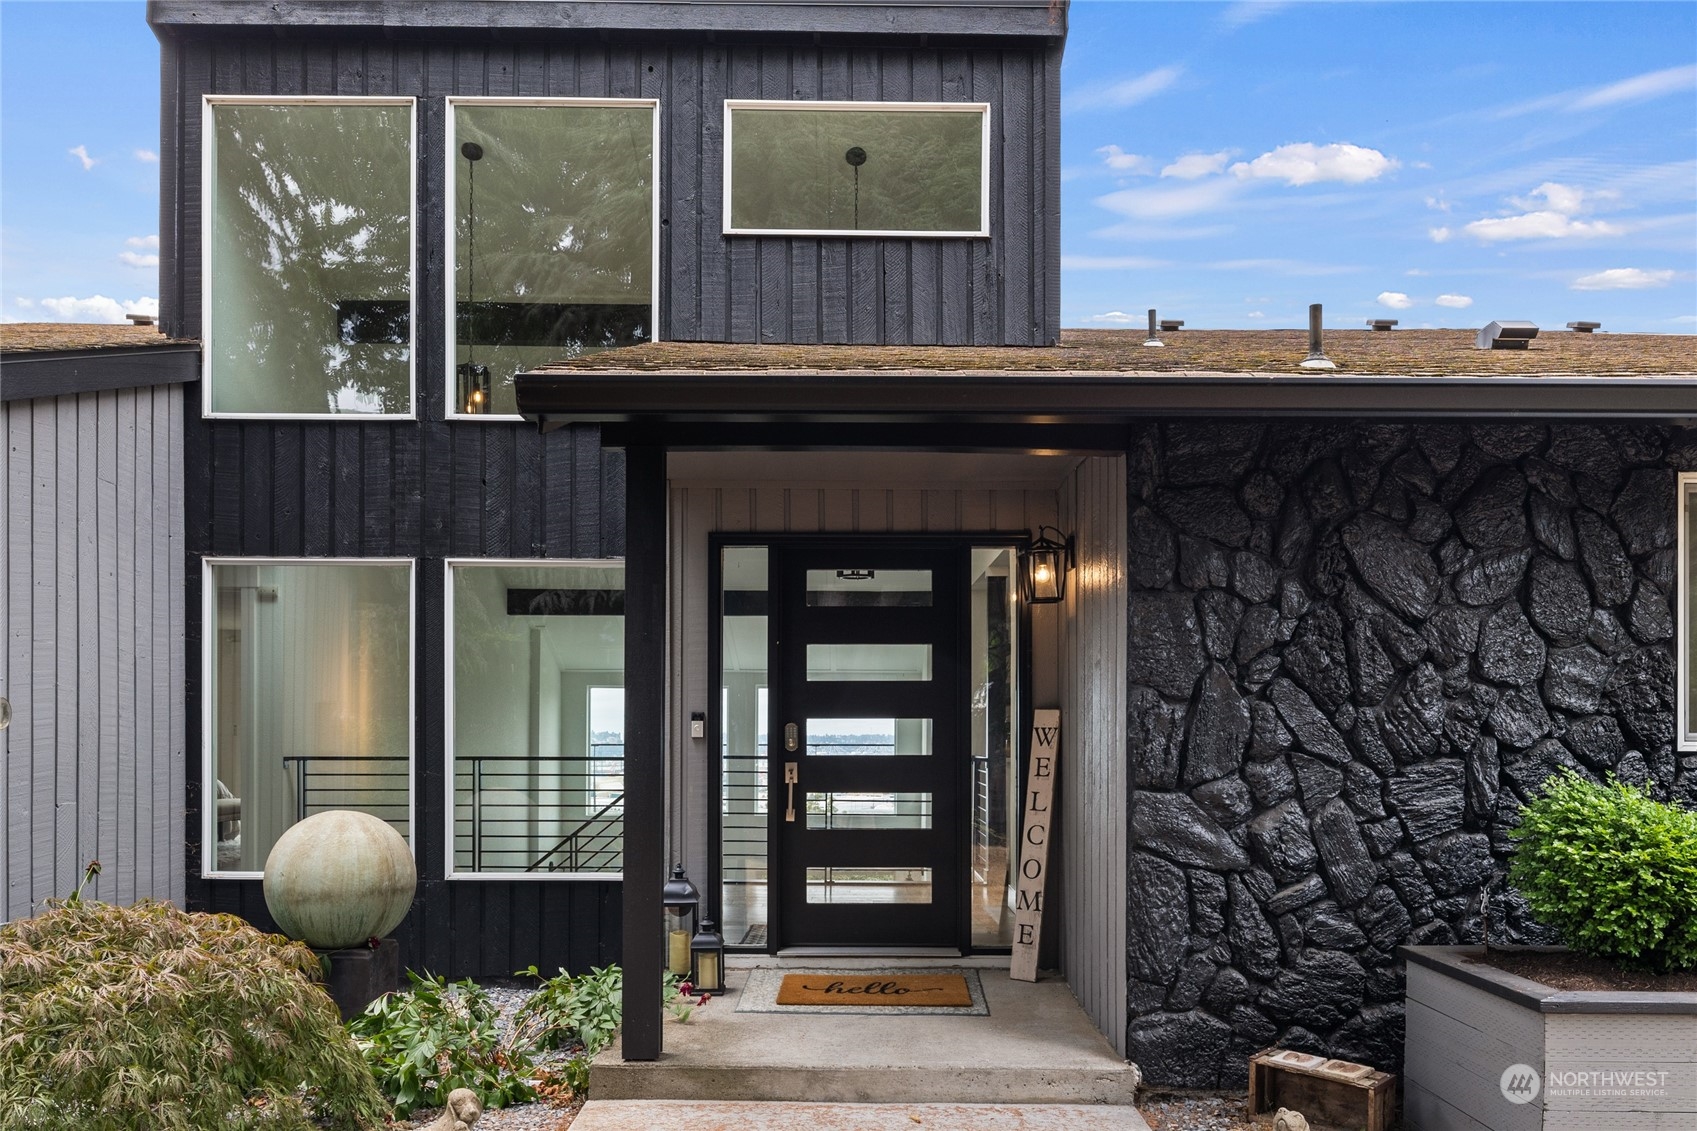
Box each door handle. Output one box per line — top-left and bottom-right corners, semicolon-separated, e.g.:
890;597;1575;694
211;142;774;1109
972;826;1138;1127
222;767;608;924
784;761;798;823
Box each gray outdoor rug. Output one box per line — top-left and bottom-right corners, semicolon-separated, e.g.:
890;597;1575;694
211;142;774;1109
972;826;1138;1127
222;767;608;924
733;966;990;1016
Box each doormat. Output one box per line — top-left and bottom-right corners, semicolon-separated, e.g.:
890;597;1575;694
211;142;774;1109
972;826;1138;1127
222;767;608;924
735;967;988;1015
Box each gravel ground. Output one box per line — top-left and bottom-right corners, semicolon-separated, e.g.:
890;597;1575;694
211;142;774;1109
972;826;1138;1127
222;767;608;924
1137;1091;1258;1131
390;980;586;1131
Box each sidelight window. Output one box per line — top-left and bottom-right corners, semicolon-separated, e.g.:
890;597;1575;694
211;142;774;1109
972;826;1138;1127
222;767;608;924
204;98;415;417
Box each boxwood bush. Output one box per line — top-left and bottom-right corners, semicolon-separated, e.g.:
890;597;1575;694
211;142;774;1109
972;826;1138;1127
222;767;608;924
1509;771;1697;973
0;875;387;1130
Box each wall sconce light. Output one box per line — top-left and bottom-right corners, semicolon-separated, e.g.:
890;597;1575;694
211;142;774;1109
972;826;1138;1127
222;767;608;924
1020;526;1074;604
662;863;700;976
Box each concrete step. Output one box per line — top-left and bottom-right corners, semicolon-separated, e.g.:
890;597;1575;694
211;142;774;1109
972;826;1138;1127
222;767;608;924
570;1100;1154;1130
590;968;1142;1106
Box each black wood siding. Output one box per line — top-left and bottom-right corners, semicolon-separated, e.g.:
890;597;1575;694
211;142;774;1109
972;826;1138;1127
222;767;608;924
157;33;1061;349
182;416;627;978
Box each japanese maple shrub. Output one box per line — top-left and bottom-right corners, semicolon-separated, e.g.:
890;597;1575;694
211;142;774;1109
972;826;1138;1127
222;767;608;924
1509;771;1697;973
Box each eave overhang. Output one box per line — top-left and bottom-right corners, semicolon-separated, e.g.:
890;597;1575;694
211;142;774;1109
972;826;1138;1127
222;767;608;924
1;344;201;403
515;368;1697;444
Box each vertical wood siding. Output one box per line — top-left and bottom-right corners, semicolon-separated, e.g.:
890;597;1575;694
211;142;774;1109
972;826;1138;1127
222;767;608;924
159;34;1058;350
184;415;626;977
1057;455;1128;1055
667;477;1059;916
2;387;186;922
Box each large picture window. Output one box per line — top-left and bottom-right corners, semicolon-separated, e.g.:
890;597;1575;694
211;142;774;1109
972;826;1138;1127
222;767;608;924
204;98;415;417
1680;474;1697;749
448;99;657;418
447;561;625;877
204;560;414;875
724;100;990;237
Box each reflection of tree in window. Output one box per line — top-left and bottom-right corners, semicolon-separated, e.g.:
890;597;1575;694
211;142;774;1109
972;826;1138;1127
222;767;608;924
453;105;653;415
210;104;412;414
730;108;982;233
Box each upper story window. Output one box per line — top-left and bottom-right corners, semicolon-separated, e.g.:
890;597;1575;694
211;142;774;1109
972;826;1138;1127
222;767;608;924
1680;474;1697;749
204;98;416;418
724;100;990;238
449;99;657;418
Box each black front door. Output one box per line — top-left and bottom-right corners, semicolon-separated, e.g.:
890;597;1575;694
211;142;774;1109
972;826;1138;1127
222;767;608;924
772;542;963;949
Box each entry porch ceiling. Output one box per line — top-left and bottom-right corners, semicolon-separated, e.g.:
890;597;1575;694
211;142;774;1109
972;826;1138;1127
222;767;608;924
515;330;1697;435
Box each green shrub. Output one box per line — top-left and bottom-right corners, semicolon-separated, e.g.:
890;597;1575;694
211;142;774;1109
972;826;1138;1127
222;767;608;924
1509;771;1697;972
0;887;387;1131
347;970;536;1116
513;963;623;1055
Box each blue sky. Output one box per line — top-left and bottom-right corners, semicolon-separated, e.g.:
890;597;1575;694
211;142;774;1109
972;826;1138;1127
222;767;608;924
2;0;1692;331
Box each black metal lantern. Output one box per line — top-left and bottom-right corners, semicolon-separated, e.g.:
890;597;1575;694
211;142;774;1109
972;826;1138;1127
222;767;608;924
690;919;726;993
1020;526;1073;604
662;864;699;976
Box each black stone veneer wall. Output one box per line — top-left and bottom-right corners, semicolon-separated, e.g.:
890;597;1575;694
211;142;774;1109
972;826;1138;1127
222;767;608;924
1123;421;1695;1088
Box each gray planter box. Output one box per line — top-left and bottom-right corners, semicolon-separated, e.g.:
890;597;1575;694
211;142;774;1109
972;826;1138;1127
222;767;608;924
1400;946;1697;1131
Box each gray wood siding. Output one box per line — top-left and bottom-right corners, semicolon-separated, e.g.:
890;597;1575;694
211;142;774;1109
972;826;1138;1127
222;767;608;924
1057;455;1128;1055
158;34;1059;353
2;386;186;921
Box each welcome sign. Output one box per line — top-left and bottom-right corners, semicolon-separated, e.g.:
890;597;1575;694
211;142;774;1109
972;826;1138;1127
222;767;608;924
1010;708;1060;982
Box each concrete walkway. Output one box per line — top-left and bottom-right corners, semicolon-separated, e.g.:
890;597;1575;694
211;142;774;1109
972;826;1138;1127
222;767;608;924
590;962;1142;1109
569;1100;1154;1130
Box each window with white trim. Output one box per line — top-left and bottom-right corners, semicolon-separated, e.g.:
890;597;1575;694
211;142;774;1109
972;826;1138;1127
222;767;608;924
724;100;990;237
447;561;625;877
205;98;416;417
447;99;657;418
205;559;415;875
1679;473;1697;749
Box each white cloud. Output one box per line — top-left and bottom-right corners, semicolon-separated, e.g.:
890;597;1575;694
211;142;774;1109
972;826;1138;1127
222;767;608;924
134;148;159;164
1082;311;1139;324
1095;177;1242;220
1230;142;1398;186
1061;255;1169;270
118;252;160;268
28;295;158;323
1067;65;1184;112
1435;294;1473;309
1428;226;1453;243
1162;151;1232;180
1219;1;1294;30
126;235;160;250
1405;269;1430;276
1464;212;1623;242
1246;311;1266;319
1571;268;1676;291
1671;314;1697;325
1377;292;1415;310
1508;182;1611;216
1424;195;1452;213
1209;258;1361;276
68;144;97;171
1570;64;1697;111
1095;144;1152;174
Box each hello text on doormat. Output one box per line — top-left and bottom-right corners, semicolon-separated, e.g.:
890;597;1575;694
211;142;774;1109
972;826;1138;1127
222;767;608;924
775;973;974;1008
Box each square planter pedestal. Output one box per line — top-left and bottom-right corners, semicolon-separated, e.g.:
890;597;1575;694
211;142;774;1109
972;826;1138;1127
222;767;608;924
1400;945;1697;1131
320;937;401;1020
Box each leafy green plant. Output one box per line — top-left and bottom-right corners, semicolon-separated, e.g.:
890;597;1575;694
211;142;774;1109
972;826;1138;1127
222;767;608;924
1509;771;1697;973
347;970;536;1116
513;963;623;1056
0;866;387;1131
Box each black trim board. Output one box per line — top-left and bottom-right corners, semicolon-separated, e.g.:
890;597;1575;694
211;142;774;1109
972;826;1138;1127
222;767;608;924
2;346;200;402
1400;946;1697;1015
148;0;1066;41
517;370;1697;425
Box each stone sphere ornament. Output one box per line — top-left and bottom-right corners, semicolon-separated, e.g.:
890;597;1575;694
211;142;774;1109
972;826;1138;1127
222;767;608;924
262;810;417;950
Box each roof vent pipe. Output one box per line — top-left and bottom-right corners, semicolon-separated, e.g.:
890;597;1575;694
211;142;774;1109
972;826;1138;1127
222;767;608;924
1300;303;1335;369
1143;308;1164;348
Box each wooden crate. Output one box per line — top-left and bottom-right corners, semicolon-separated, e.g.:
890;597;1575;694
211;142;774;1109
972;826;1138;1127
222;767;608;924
1249;1047;1398;1131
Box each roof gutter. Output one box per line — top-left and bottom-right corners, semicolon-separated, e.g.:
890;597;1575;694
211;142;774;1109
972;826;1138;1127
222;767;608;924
515;369;1697;429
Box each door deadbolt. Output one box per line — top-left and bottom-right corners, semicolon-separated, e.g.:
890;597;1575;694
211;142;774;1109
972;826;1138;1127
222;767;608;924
784;722;798;752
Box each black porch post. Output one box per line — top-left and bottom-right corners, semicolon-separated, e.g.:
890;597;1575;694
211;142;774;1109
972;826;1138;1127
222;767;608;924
621;441;665;1060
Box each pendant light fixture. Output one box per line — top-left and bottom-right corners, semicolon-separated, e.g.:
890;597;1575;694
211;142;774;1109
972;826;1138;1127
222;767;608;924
458;140;491;414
